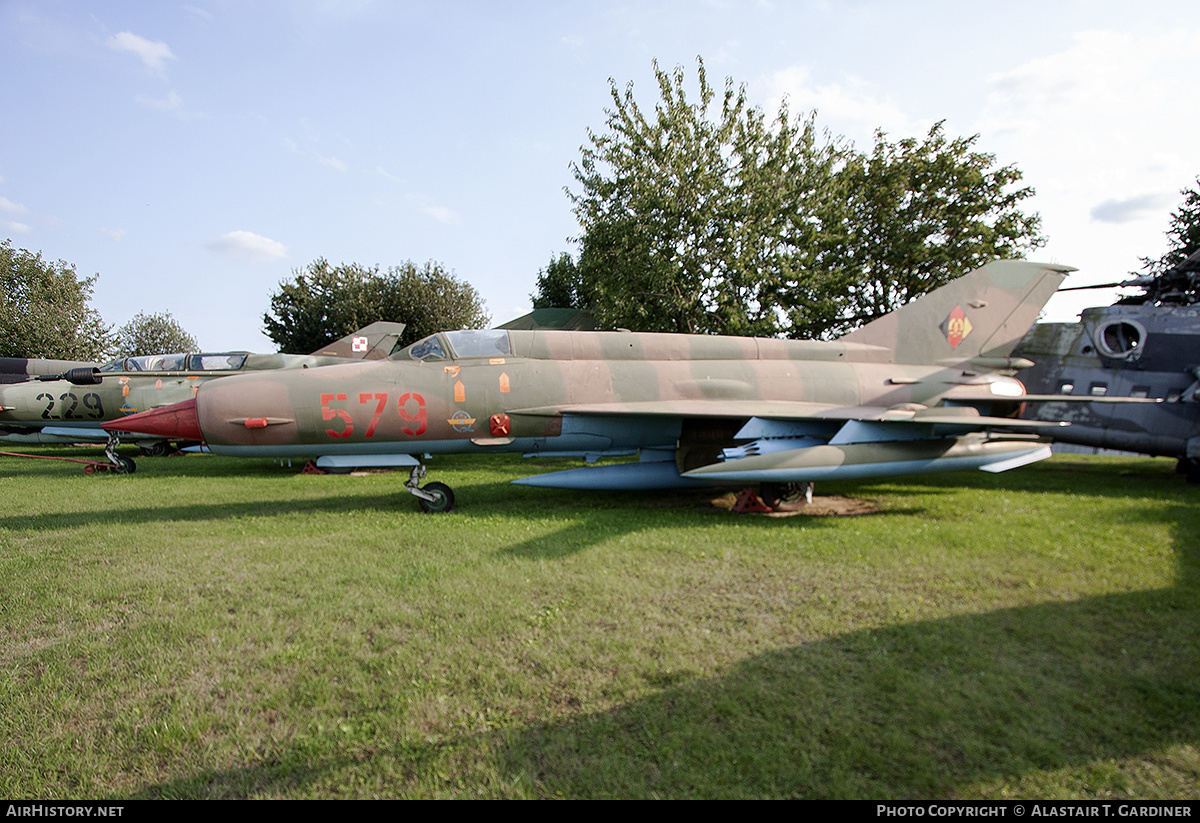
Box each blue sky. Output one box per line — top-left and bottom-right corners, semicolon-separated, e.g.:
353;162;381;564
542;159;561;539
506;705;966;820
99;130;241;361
3;0;1199;350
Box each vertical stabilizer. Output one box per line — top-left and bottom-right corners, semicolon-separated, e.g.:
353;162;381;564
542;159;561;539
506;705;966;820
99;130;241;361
839;260;1073;365
310;321;407;360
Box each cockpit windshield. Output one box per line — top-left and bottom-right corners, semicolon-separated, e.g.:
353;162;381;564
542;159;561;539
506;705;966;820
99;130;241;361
404;335;447;362
96;352;248;372
445;330;510;358
188;353;248;371
398;330;512;362
125;353;188;371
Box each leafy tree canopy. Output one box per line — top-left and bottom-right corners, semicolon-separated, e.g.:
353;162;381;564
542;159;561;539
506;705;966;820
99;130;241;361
539;58;1045;338
532;253;584;311
805;122;1045;338
0;239;113;360
114;311;198;358
1141;176;1200;276
264;258;490;354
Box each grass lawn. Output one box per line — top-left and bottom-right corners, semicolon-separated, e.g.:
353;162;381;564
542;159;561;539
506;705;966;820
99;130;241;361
1;447;1197;799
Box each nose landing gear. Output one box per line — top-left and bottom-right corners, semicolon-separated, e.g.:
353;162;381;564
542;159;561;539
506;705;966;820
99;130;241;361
404;465;456;513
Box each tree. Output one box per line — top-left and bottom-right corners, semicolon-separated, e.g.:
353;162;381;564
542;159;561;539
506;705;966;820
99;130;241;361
264;258;490;354
114;311;198;357
1141;176;1200;276
550;59;1045;338
559;58;847;336
0;239;113;359
532;252;584;311
792;123;1045;338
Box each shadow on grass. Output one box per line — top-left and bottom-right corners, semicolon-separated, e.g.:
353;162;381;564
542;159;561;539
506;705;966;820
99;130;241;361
484;471;1200;798
491;525;1199;798
3;454;1187;558
127;496;1199;799
131;511;1200;799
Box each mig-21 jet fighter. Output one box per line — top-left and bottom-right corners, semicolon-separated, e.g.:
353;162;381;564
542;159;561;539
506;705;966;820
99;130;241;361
106;261;1073;510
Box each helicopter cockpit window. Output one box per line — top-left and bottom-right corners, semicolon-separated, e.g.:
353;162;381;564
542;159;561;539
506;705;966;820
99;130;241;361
188;353;248;371
406;335;447;362
444;329;510;359
1095;320;1144;359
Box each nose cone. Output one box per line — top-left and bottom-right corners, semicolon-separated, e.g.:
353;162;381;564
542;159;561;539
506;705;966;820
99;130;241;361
102;397;203;441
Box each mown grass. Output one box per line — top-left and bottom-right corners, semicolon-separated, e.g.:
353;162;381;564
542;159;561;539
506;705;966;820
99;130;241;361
0;446;1196;798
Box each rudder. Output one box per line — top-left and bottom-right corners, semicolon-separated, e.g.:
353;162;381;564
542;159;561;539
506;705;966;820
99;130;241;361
838;260;1073;365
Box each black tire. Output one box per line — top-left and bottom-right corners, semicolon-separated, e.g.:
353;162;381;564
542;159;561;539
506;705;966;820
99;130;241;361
759;481;806;509
417;482;455;513
113;456;137;474
139;441;170;458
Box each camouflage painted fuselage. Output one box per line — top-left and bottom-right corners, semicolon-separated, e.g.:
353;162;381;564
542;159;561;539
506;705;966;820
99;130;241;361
107;260;1069;492
194;331;1030;462
0;322;407;446
0;352;381;444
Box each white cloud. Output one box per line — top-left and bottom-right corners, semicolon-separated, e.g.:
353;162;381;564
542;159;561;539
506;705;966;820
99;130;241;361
1090;192;1177;225
134;90;202;120
763;65;925;148
183;5;213;22
100;227;125;242
978;30;1200;199
315;153;346;173
136;90;182;111
3;220;31;235
970;28;1200;311
107;31;177;74
0;196;27;215
421;204;460;225
207;231;288;263
284;137;347;173
375;166;406;185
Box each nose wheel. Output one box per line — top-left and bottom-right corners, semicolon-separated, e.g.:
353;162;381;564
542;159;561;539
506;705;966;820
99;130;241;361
104;433;137;474
404;465;456;513
416;482;455;513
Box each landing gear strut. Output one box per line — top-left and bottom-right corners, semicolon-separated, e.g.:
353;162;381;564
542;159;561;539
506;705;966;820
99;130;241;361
404;465;455;513
103;433;136;474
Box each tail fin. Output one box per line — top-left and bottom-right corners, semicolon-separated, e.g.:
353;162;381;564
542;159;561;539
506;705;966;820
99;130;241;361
838;260;1073;365
309;321;407;360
